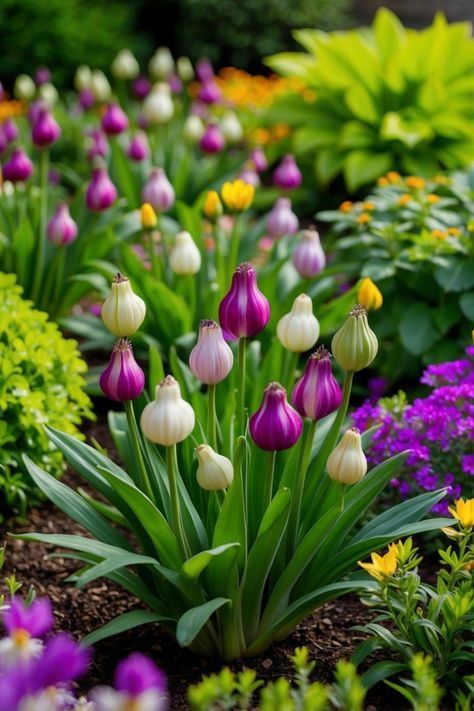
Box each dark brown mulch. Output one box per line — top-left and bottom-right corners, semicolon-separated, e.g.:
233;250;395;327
1;418;404;710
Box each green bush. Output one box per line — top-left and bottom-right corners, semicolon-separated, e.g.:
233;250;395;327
0;273;93;520
265;9;474;191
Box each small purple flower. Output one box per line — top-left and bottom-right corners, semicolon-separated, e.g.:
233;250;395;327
238;165;260;187
127;131;150;162
34;66;51;87
292;346;342;421
4;597;53;638
31;107;61;147
92;652;167;711
79;88;96;110
196;58;214;83
250;148;268;173
168;74;183;94
292;227;326;279
99;339;145;402
28;100;44;126
142;167;175;212
266;197;299;239
462;455;474;475
132;76;152;101
86;128;108;161
272;154;302;191
2;148;33;183
3;118;19;143
198;81;221;105
200;123;225;154
250;382;303;451
86;165;117;211
189;320;234;385
30;633;91;691
219;262;270;339
47;203;78;246
0;126;7;155
367;376;388;398
101;102;129;136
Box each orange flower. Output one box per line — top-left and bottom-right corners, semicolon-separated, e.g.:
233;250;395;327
356;213;371;225
377;177;389;187
339;201;354;213
447;227;461;236
386;171;401;183
406;176;426;190
426;194;440;204
431;229;447;240
362;201;375;211
398;194;411;206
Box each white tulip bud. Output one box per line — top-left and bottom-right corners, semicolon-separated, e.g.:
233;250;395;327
38;83;58;108
149;47;175;80
75;65;92;92
177;56;194;83
220;111;243;143
101;274;146;337
14;75;36;101
327;429;367;485
277;294;320;353
141;375;195;446
112;49;140;80
183;115;204;142
170;231;202;276
195;444;234;490
90;70;111;102
143;84;174;124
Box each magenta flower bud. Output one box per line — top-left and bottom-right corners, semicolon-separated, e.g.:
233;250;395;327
86;165;117;211
101;102;129;136
266;197;299;238
219;262;270;339
200;123;225;154
250;382;303;451
291;346;342;421
31;107;61;147
273;153;302;190
99;339;145;402
28;100;44;126
127;131;150;162
132;76;152;101
34;66;51;86
196;58;214;83
238;165;260;187
251;148;268;173
198;81;221;105
2;148;33;183
3;118;19;144
292;226;326;279
168;74;183;94
47;203;78;246
79;88;95;110
141;167;175;212
189;320;234;384
0;128;7;156
86;128;108;161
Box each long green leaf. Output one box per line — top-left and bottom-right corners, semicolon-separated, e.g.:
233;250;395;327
83;610;172;647
74;551;180;590
181;543;240;581
176;597;230;648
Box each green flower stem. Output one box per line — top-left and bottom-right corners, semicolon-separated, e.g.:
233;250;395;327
237;337;247;436
207;383;217;450
263;450;277;511
166;444;190;559
339;482;346;511
156;214;171;286
286;418;317;557
31;149;49;305
124;400;154;502
281;349;299;392
47;246;66;318
228;212;242;282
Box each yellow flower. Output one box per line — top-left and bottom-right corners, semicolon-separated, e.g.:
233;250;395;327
377;177;389;187
433;175;449;185
431;229;448;240
468;222;474;233
362;201;375;211
203;190;223;222
140;203;157;229
358;543;398;580
398;194;411;206
447;227;461;236
426;194;440;204
356;212;371;225
357;277;383;310
221;179;255;212
406;176;426;190
339;201;354;213
386;171;401;183
448;498;474;528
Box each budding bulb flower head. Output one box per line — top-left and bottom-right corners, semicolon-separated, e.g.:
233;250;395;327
99;339;145;402
112;48;140;80
183;114;204;142
220;111;243;143
327;428;367;484
198;81;221;105
140;375;195;446
250;382;303;451
3;118;19;144
203;190;223;222
273;153;302;191
101;102;129;136
140;203;157;230
200;123;225;154
250;148;268;174
127;130;150;162
38;82;59;108
189;320;234;384
219;262;270;339
221;179;255;212
90;70;111;102
2;148;33;183
291;346;342;420
195;444;234;490
101;273;146;337
292;226;326;278
177;56;194;83
266;197;299;239
86;165;117;211
141;167;175;212
149;47;175;80
47;203;78;246
143;83;174;124
331;305;379;372
14;74;36;101
31;107;61;147
357;277;383;311
75;65;92;92
277;294;320;353
170;231;202;275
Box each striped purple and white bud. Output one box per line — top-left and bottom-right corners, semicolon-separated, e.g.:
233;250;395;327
99;339;145;402
219;262;270;339
189;320;234;384
291;346;342;421
292;227;326;279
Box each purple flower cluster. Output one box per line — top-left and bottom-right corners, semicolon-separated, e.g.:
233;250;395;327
352;346;474;514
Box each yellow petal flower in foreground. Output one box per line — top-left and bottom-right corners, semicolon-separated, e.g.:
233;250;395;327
357;277;383;311
140;203;157;229
358;543;398;580
203;190;223;221
221;179;255;212
448;498;474;528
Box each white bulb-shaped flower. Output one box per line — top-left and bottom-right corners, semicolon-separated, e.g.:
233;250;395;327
177;56;194;82
141;375;195;446
74;65;92;92
277;294;320;353
90;70;112;102
170;231;202;275
183;115;204;142
143;84;174;124
38;83;58;107
220;111;243;143
14;74;36;101
195;444;234;490
101;274;146;337
112;49;140;80
327;429;367;484
149;47;175;80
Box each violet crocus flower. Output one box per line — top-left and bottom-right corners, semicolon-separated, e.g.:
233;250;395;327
86;128;108;161
189;320;234;384
292;227;326;279
250;148;268;174
219;262;270;339
92;652;167;711
99;339;145;402
292;346;342;421
266;197;299;239
31;107;61;147
86;165;117;211
3;118;19;143
196;58;214;83
132;76;152;101
47;203;78;246
198;81;221;105
2;148;33;183
200;123;224;154
79;88;96;110
250;382;302;451
141;167;175;212
273;154;302;190
127;131;150;162
0;597;53;667
101;103;129;136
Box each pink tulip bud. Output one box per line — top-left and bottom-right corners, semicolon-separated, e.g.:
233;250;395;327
86;165;117;211
127;131;150;162
273;154;302;190
86;128;108;161
79;88;95;110
101;103;129;136
196;58;214;83
250;148;268;173
189;320;234;384
219;262;270;339
2;148;33;183
200;123;224;154
141;167;175;212
31;108;61;147
292;226;326;279
132;76;152;101
47;203;78;246
291;346;342;421
3;118;19;144
168;74;183;94
266;197;299;238
99;339;145;402
198;81;221;105
250;382;303;451
34;66;51;87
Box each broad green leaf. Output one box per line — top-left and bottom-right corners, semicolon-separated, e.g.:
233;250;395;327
373;8;406;65
398;303;440;356
74;552;179;589
343;151;392;191
83;610;172;647
459;292;474;319
315;150;345;186
176;598;230;647
435;259;474;292
181;543;240;581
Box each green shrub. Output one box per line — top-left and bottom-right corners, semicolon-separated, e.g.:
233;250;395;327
0;273;93;520
265;9;474;191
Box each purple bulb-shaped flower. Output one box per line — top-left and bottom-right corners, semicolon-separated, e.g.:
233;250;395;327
31;107;61;147
219;262;270;339
3;118;19;143
34;66;51;87
86;128;108;161
200;123;225;154
238;165;260;187
141;167;175;212
79;88;95;110
127;131;150;162
251;148;268;173
196;58;214;83
47;203;78;246
292;226;326;278
86;165;117;211
250;382;303;451
28;100;44;127
99;339;145;402
101;102;129;136
2;148;33;183
189;320;234;384
169;74;183;94
273;153;302;190
292;346;342;421
132;76;152;101
198;81;221;105
115;652;167;696
266;197;299;239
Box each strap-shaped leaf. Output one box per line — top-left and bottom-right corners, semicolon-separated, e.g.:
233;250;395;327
74;552;180;590
83;610;172;647
181;543;240;581
176;598;230;648
361;661;408;690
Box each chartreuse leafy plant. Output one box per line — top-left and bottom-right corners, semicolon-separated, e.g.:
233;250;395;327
18;268;450;660
265;9;474;190
0;274;92;521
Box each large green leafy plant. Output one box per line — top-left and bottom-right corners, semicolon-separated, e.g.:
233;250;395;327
265;9;474;190
0;273;93;520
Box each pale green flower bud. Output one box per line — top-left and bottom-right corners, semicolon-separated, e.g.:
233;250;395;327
327;428;367;484
331;304;378;372
141;375;195;446
277;294;320;353
101;274;146;337
170;231;201;275
195;444;234;490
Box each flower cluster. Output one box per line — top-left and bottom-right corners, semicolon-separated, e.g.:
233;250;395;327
352;346;474;513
